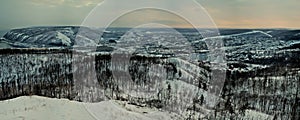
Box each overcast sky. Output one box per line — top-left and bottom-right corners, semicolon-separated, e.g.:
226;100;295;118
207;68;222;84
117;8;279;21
0;0;299;29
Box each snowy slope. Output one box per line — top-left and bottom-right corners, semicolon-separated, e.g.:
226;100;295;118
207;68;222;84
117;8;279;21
0;96;177;120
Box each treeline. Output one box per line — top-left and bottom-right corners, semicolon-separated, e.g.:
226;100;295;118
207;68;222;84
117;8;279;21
0;50;73;100
0;48;300;119
218;65;300;120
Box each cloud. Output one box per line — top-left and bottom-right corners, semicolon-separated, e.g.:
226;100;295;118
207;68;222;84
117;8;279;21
30;0;103;7
2;0;299;29
107;9;194;28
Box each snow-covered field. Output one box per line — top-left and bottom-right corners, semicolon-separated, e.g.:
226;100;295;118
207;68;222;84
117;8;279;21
0;96;176;120
0;95;275;120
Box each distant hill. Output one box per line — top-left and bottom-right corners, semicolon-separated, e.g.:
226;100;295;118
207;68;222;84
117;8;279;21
1;26;101;48
0;30;9;37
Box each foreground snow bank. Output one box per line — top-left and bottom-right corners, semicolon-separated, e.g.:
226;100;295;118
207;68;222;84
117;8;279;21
0;96;175;120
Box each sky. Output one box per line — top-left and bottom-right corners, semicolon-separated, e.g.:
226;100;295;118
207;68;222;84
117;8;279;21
0;0;299;29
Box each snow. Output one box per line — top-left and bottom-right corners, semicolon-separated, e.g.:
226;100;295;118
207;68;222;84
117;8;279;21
57;32;71;46
232;30;273;38
74;35;99;46
0;96;175;120
288;40;300;46
86;100;175;120
244;110;274;120
193;30;273;43
0;96;94;120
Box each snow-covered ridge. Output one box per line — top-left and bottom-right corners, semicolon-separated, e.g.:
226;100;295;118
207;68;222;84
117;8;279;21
230;30;273;38
1;26;100;48
193;30;273;44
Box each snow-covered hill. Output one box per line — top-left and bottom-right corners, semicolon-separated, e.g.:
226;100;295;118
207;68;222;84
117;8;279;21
1;26;101;48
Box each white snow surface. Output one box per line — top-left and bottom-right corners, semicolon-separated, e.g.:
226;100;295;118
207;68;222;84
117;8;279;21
193;30;273;43
57;32;72;46
0;96;176;120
